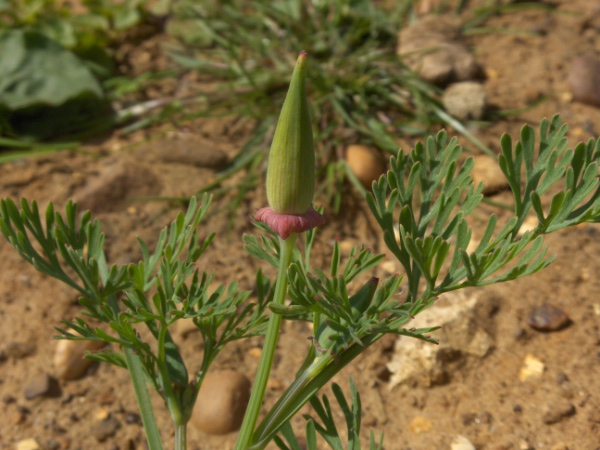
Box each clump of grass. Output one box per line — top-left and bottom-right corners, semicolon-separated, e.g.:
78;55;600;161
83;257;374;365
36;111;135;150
168;0;491;211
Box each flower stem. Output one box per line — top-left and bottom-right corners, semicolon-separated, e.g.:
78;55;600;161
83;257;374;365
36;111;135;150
235;234;298;450
174;423;187;450
124;347;164;450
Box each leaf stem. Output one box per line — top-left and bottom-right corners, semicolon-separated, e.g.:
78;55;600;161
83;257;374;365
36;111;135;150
124;347;164;450
235;234;298;450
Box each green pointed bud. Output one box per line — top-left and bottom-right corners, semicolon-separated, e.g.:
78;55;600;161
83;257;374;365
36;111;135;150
266;51;315;215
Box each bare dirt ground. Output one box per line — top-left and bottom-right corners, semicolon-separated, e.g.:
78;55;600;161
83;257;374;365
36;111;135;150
1;1;600;449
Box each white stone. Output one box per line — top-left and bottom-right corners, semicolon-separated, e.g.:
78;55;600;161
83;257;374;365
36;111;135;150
387;290;495;389
53;329;105;380
519;354;545;381
16;439;40;450
451;435;476;450
443;82;487;121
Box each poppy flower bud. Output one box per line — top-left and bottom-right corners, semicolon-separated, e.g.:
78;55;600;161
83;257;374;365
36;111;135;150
266;51;315;215
256;52;325;240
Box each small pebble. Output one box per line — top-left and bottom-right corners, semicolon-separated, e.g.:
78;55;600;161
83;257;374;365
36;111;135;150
542;399;575;424
125;412;141;424
53;330;105;380
11;411;26;425
345;145;386;189
121;438;136;450
470;156;509;196
95;408;111;421
451;435;476;450
556;373;569;385
16;439;40;450
24;373;61;400
397;16;478;85
519;354;544;381
527;304;571;332
379;260;397;274
461;413;477;426
568;56;600;107
462;411;492;426
190;370;251;434
266;378;282;390
519;440;533;450
409;416;432;434
93;416;122;442
442;82;487;120
44;439;60;450
376;366;392;382
248;347;262;359
517;216;538;237
96;389;116;406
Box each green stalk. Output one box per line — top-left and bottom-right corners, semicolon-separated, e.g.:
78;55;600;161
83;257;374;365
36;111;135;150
175;424;187;450
124;347;164;450
249;334;383;450
157;324;183;425
235;234;298;450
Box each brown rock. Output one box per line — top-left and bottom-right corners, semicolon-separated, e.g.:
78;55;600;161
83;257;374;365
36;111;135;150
72;156;160;214
53;331;106;380
345;145;386;189
24;373;61;400
542;399;576;424
527;304;571;332
144;133;229;170
568;56;600;107
471;156;509;196
397;16;478;86
190;370;251;434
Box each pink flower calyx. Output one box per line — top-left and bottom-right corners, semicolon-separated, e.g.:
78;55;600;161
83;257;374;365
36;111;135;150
255;207;326;240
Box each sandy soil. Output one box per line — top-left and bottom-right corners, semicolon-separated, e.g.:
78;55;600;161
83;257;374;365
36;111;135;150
1;1;600;449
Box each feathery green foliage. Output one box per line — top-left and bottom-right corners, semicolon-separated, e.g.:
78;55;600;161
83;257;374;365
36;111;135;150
2;116;600;449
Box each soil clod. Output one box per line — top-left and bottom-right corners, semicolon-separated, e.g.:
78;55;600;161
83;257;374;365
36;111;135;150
542;399;576;424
